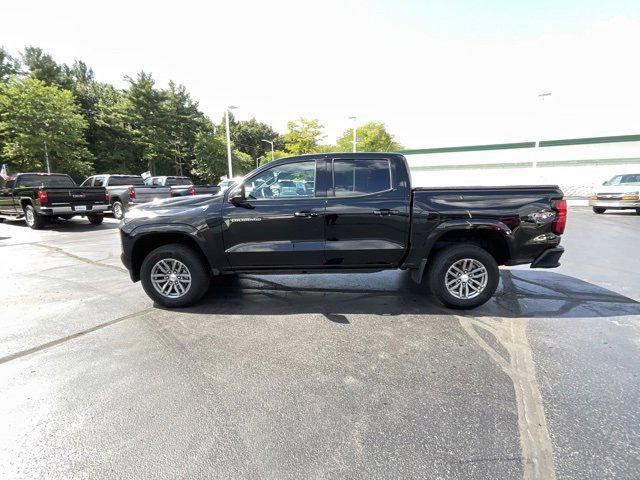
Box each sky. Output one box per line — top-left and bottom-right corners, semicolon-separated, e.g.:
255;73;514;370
2;0;640;148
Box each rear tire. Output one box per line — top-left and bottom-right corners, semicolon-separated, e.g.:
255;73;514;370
636;209;640;216
88;214;104;225
427;244;499;309
140;244;210;308
592;207;606;214
23;204;47;230
112;200;125;220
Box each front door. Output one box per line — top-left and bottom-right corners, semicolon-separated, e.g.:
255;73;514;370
222;159;327;268
324;157;411;267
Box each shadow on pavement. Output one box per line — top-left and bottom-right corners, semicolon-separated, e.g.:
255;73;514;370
169;269;640;320
4;217;119;232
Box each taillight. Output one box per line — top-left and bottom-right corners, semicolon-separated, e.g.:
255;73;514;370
553;199;567;234
188;185;196;196
128;186;135;200
104;188;110;202
37;189;49;205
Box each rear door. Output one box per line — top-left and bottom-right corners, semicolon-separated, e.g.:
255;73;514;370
324;157;411;267
0;177;17;214
222;159;327;268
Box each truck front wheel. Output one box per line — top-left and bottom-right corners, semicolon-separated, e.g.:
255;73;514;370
24;205;47;230
140;243;210;308
427;244;499;310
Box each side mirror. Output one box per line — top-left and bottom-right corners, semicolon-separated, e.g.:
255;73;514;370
602;181;608;186
229;185;246;205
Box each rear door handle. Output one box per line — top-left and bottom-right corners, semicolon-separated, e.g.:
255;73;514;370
294;211;319;218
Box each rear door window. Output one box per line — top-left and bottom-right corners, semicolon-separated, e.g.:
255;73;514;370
15;174;76;188
332;159;391;197
108;176;144;186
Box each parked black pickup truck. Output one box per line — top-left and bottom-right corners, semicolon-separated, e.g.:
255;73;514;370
119;153;566;309
0;173;109;229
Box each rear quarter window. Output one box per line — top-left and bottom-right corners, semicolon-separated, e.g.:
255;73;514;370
333;159;391;197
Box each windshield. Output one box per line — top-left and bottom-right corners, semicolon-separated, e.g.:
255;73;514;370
109;176;144;186
16;174;76;188
165;178;193;186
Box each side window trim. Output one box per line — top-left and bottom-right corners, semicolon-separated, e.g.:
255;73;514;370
329;158;393;198
233;159;319;202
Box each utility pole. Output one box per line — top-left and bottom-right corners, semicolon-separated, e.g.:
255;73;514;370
44;140;50;173
262;139;274;162
348;116;357;152
225;106;237;178
534;93;552;169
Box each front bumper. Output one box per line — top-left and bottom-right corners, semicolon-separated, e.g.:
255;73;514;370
530;246;564;268
589;199;640;209
40;204;109;215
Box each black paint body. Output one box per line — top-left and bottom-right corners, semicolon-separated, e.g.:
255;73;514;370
119;153;565;282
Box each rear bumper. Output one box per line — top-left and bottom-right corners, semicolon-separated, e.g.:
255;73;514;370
39;204;109;215
589;199;640;208
530;246;564;269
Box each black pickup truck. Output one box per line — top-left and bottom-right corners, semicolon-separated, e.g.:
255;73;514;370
0;173;109;229
119;153;566;309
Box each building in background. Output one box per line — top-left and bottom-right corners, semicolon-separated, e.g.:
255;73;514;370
402;134;640;197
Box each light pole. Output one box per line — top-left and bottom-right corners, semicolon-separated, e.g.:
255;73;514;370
256;156;264;169
225;106;237;178
534;93;551;169
262;139;274;162
43;121;51;173
348;116;357;152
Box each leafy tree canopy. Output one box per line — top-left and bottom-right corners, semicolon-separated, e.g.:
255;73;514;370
284;118;326;155
335;121;403;152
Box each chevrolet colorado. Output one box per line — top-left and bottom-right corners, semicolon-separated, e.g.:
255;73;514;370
119;153;566;309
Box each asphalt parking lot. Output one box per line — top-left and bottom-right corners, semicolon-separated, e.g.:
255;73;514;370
0;207;638;480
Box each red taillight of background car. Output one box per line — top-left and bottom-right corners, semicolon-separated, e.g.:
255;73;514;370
37;189;49;205
104;188;110;202
553;199;567;234
188;185;196;196
128;186;135;200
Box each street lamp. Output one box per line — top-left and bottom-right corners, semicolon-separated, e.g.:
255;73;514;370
348;116;357;152
225;105;237;178
261;139;274;162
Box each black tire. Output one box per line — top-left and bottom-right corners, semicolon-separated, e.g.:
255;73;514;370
140;243;210;308
636;209;640;216
88;214;104;225
592;207;606;214
23;204;47;230
427;244;499;309
112;200;125;220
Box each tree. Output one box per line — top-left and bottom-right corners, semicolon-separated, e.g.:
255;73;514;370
231;118;284;161
191;131;254;183
335;121;402;152
0;78;92;179
121;72;171;175
283;118;326;154
21;47;71;89
0;47;20;84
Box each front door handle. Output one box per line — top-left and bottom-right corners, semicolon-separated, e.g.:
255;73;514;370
373;209;399;216
294;211;319;218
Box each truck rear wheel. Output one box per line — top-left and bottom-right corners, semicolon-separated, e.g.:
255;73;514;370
88;214;104;225
427;244;499;310
140;243;210;308
112;200;125;220
24;204;47;230
592;207;606;214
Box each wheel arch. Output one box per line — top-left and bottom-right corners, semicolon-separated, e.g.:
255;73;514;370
130;230;212;282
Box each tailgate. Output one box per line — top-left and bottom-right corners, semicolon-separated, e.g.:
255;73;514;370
46;187;107;205
133;187;171;203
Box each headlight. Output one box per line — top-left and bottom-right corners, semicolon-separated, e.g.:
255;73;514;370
590;194;597;200
622;193;639;200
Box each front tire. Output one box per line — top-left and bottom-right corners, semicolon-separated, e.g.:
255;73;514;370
88;214;104;225
112;200;125;220
24;204;47;230
592;207;606;214
427;244;499;309
140;244;210;308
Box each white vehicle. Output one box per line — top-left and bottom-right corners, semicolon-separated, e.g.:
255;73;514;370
590;173;640;214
